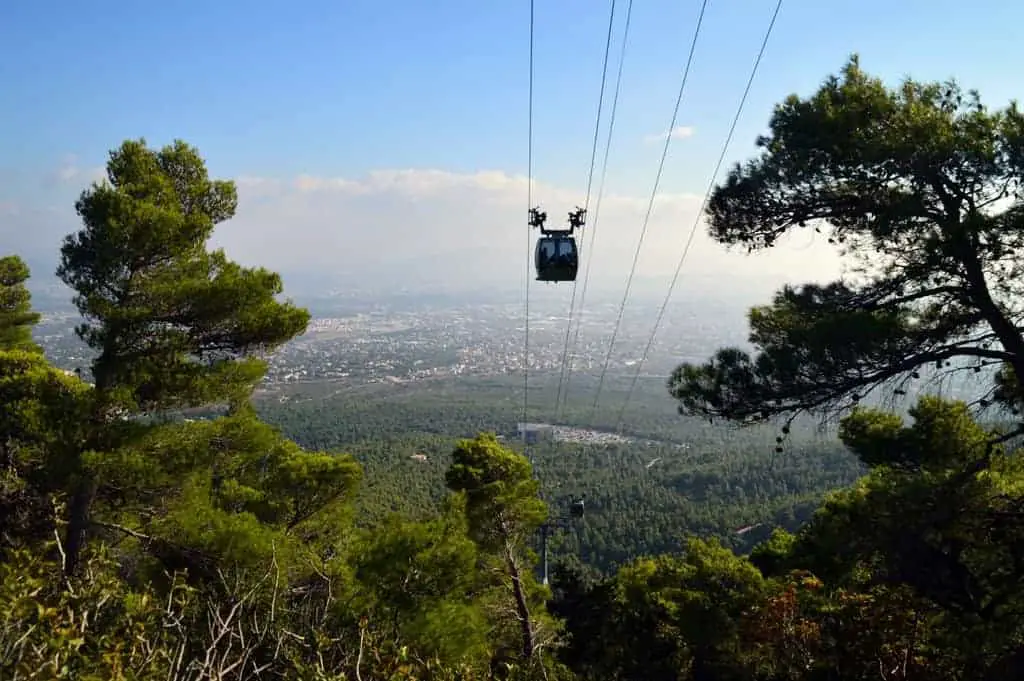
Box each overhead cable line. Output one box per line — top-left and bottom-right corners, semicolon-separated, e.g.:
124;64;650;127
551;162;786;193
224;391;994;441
589;0;710;424
556;0;634;422
612;0;784;434
553;0;619;421
522;0;536;461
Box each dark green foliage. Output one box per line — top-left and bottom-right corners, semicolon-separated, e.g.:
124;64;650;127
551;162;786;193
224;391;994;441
351;509;494;668
447;433;547;550
254;375;864;574
670;55;1024;427
561;538;768;681
552;395;1024;681
0;255;42;353
0;349;91;549
839;396;992;471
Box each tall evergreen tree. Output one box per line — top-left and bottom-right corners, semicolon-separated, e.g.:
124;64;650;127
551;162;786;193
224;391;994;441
0;255;42;353
56;138;311;574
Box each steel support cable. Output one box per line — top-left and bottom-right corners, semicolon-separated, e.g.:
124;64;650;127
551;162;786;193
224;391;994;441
553;0;619;421
523;0;536;463
557;0;634;423
612;0;784;435
589;0;710;424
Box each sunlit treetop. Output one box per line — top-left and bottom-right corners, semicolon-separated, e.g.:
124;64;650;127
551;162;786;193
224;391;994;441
56;139;310;413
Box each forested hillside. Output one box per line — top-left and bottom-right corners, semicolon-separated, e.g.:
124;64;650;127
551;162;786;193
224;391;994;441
2;58;1024;680
251;374;861;573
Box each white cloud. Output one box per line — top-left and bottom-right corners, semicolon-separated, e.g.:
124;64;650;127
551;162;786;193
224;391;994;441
6;163;843;299
217;167;841;295
48;155;106;187
643;125;695;144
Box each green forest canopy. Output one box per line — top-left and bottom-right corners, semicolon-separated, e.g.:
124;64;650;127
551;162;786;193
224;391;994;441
2;56;1023;680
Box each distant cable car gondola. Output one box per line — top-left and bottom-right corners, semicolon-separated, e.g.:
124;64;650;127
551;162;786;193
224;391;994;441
529;206;586;283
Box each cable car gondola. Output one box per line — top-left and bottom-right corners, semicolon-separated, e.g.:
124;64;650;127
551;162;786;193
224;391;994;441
529;206;586;284
535;235;578;282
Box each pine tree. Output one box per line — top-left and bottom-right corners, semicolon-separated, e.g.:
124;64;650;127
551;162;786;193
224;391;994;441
670;56;1024;428
55;138;311;574
446;433;549;661
0;255;42;353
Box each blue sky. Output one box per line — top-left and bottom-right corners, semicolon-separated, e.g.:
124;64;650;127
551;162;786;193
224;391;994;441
2;0;1023;294
4;0;1022;188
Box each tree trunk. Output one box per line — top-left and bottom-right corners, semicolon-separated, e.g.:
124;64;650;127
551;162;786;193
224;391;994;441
955;225;1024;391
63;474;97;576
62;394;112;577
504;541;535;660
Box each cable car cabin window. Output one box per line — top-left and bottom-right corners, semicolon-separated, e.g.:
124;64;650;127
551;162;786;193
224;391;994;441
535;236;578;282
